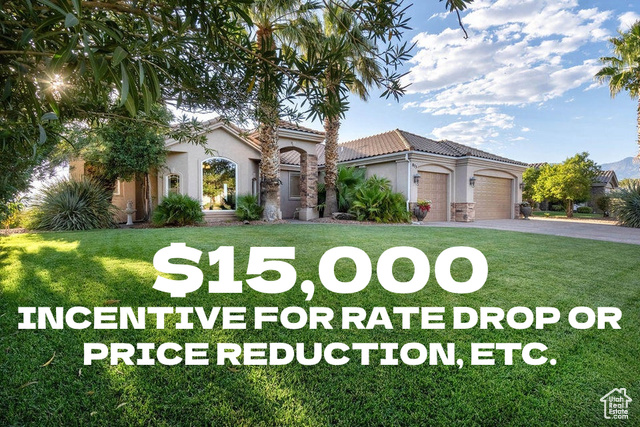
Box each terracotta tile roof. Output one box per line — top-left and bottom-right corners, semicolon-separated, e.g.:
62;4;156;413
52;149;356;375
280;150;301;165
315;129;526;166
278;121;325;136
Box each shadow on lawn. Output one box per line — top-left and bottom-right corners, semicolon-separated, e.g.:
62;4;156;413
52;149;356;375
0;234;327;424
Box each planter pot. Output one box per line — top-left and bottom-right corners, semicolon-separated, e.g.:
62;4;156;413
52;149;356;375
520;205;532;219
413;206;428;222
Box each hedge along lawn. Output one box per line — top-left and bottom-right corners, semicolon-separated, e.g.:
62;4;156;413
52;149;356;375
0;225;639;426
531;211;605;219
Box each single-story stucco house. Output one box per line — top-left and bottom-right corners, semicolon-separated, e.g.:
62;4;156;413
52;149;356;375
70;119;527;222
587;170;618;212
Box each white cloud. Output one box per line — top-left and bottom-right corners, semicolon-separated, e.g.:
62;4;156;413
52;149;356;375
403;0;614;146
618;12;640;30
521;127;531;132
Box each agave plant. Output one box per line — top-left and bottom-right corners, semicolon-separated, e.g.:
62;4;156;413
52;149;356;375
611;181;640;228
30;178;117;231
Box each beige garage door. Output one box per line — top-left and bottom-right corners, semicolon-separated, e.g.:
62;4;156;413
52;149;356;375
474;176;512;220
418;172;448;222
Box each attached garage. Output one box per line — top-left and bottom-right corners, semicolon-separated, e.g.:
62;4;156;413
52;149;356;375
474;175;512;220
418;172;448;222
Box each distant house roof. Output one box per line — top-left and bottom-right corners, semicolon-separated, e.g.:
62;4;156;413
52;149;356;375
529;162;548;169
318;129;527;166
594;170;618;187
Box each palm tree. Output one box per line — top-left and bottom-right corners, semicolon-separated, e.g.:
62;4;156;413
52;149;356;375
596;21;640;151
247;0;316;221
312;5;382;217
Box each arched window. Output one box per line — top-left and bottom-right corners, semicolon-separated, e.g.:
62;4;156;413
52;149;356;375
202;158;237;210
166;174;181;195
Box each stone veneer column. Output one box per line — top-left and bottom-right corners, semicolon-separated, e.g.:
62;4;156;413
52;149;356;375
514;203;521;219
451;202;475;222
299;153;319;221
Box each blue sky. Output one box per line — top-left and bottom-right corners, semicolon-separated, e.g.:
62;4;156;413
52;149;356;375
300;0;640;165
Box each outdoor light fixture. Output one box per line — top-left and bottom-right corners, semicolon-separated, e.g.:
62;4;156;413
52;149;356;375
469;176;476;187
413;174;420;184
519;182;525;190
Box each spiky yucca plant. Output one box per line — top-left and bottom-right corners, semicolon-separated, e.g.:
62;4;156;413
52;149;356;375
152;193;204;226
30;178;117;231
611;181;640;228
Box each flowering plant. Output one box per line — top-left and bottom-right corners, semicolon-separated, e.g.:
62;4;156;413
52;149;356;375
416;200;432;212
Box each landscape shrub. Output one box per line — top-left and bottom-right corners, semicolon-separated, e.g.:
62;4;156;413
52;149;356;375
596;196;611;214
550;204;564;211
336;166;366;211
1;200;24;229
29;178;117;231
611;182;640;228
152;193;204;226
576;206;593;214
235;194;263;221
350;176;410;223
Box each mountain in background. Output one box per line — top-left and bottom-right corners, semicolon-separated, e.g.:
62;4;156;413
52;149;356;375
601;157;640;180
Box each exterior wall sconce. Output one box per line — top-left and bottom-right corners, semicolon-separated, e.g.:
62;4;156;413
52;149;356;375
413;174;420;184
519;182;525;190
469;176;476;187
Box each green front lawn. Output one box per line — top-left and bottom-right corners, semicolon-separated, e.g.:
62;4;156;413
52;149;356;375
1;225;639;425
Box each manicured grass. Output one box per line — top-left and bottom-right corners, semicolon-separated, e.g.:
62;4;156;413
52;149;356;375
532;211;605;219
1;225;639;425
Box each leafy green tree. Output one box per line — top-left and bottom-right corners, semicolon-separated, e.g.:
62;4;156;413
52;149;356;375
521;166;542;204
80;106;173;219
532;153;600;218
1;0;254;208
596;21;640;151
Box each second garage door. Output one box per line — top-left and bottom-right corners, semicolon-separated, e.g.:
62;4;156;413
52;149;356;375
474;175;512;220
418;172;448;222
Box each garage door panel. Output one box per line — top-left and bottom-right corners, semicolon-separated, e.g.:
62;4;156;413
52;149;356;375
418;172;448;222
474;176;512;220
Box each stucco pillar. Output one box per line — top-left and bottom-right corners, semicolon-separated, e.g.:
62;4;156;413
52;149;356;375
299;153;319;221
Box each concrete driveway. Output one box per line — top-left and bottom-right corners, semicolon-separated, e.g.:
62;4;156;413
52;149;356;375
422;217;640;245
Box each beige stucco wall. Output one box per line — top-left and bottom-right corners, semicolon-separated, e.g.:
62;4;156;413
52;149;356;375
162;126;261;207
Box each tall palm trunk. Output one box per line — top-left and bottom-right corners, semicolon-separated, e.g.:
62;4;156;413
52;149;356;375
255;25;281;221
258;108;281;221
323;114;340;216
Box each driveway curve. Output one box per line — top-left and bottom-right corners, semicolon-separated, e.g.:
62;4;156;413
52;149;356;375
423;218;640;245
